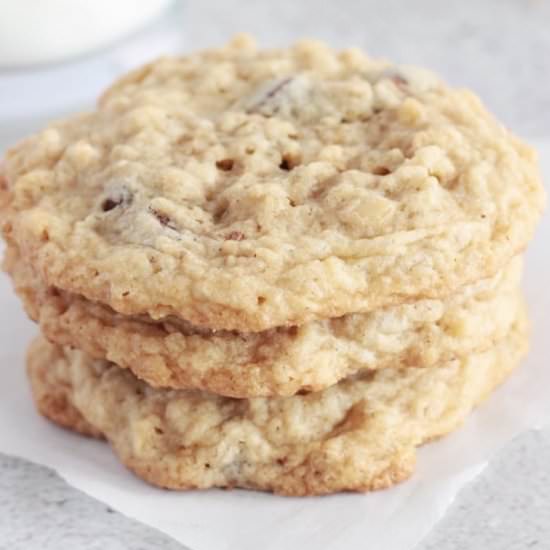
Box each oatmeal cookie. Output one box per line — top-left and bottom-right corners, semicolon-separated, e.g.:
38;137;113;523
9;245;522;396
2;36;544;330
27;308;528;495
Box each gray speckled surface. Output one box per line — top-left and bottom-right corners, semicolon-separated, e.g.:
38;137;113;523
422;428;550;550
1;427;549;550
1;1;549;548
0;455;185;550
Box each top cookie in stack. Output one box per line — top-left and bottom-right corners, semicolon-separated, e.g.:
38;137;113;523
1;36;544;398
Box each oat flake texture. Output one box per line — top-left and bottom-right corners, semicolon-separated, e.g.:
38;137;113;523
8;242;523;397
27;308;528;496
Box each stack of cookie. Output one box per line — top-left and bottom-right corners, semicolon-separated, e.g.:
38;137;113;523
0;37;544;496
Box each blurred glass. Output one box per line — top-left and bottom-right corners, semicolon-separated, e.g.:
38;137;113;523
0;0;184;148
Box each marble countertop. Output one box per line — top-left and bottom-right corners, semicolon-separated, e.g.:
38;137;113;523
1;1;549;548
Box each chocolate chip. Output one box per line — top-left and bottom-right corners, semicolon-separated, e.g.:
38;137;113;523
154;211;171;226
149;207;177;230
279;152;301;171
287;326;299;337
372;166;391;176
100;185;133;212
50;287;60;298
280;158;291;171
216;159;235;171
225;231;245;241
101;198;120;212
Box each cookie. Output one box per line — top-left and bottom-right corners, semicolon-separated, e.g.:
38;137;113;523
27;307;528;496
26;336;101;438
2;36;544;331
9;244;522;396
0;165;8;210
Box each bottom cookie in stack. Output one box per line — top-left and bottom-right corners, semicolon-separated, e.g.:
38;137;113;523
27;306;528;496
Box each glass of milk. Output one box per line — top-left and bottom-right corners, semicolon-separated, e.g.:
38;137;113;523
0;0;183;148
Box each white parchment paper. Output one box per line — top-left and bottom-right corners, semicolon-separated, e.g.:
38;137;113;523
0;145;548;550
